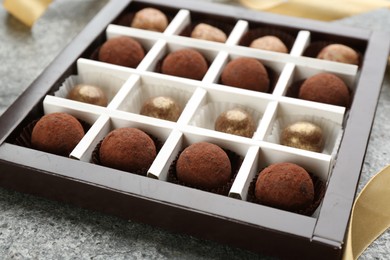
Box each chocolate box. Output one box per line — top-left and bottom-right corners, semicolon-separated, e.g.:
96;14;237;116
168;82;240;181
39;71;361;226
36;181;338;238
0;0;389;259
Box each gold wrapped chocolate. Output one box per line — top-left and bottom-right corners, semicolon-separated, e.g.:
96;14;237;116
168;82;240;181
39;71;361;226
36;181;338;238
281;121;324;152
215;108;255;138
140;96;181;122
67;84;108;107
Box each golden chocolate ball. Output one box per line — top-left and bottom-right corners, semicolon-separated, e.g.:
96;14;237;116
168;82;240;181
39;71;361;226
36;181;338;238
140;96;181;121
281;121;324;152
317;44;359;65
67;84;108;106
131;8;168;32
215;108;256;138
249;35;288;53
191;23;227;43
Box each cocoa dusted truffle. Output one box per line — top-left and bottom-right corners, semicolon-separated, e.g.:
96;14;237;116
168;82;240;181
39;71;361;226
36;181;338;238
31;112;85;156
281;121;324;152
67;84;108;106
255;162;314;211
317;44;359;65
191;23;227;43
299;73;350;107
249;35;288;53
131;8;168;32
176;142;231;189
140;96;181;122
98;36;145;68
221;57;270;93
161;49;208;80
215;108;256;138
99;128;156;174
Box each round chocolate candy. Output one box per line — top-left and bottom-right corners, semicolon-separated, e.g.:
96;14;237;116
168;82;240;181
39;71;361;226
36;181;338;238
67;84;108;106
281;121;324;153
140;96;181;122
215;108;255;138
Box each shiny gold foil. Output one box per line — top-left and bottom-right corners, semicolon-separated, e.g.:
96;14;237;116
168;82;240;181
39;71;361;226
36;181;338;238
3;0;53;27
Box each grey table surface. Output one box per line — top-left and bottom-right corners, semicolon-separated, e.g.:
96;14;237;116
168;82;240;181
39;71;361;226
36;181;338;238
0;0;389;259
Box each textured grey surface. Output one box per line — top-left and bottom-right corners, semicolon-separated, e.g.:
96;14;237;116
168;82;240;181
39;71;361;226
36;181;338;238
0;0;389;259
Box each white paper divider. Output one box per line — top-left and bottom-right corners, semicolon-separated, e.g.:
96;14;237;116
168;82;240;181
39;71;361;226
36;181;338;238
202;51;229;83
258;141;333;182
177;87;207;126
229;145;260;200
253;101;279;141
108;109;176;140
77;58;136;80
163;9;190;36
272;63;296;97
225;20;248;46
106;24;160;51
290;30;311;57
138;39;167;72
70;114;111;162
148;129;183;180
107;74;141;110
42;95;104;124
276;97;345;124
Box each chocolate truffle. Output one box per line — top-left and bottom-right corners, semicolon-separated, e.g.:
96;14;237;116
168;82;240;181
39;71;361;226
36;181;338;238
191;23;227;43
131;7;168;32
140;96;181;121
161;49;208;80
221;57;269;92
31;112;85;156
317;44;359;65
299;73;350;107
215;108;256;138
255;162;314;211
99;128;156;174
281;121;324;152
98;36;145;68
176;142;231;189
67;84;108;106
249;35;288;53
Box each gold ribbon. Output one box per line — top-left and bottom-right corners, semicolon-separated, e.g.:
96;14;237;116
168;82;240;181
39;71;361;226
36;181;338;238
343;165;390;259
239;0;390;21
3;0;53;27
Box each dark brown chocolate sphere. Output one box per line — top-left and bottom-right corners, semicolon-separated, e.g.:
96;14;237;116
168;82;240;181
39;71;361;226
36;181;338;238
67;84;108;106
299;73;350;107
98;36;145;68
317;44;359;65
140;96;181;121
215;108;256;138
221;57;270;93
281;121;324;152
161;49;208;80
131;7;168;32
191;23;227;43
249;35;288;53
31;112;85;156
99;128;156;174
176;142;231;189
255;162;314;211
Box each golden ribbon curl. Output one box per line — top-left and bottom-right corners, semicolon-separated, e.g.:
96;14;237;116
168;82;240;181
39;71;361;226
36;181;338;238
3;0;53;27
239;0;390;21
343;165;390;259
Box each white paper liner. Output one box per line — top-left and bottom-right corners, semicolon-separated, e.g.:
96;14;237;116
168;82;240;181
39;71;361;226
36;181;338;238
54;73;126;106
120;83;193;120
266;115;343;156
189;102;263;137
